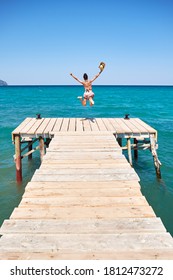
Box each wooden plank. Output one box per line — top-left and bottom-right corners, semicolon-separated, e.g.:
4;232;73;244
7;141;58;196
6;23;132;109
25;180;141;189
10;205;155;219
102;118;116;131
95;118;108;131
120;118;141;134
89;118;100;131
76;118;83;131
34;118;54;135
43;151;124;160
1;249;173;260
46;141;120;150
31;173;139;182
47;145;121;150
12;118;32;140
23;187;142;197
48;144;121;150
52;130;114;135
135;118;157;133
53;131;112;136
45;150;123;156
60;118;70;131
40;162;130;169
49;143;121;150
0;218;166;234
0;233;172;253
82;118;92;131
113;118;132;134
42;158;129;165
130;118;150;133
50;138;118;144
32;165;139;179
47;149;122;154
49;139;118;144
44;153;126;163
17;118;39;134
48;136;120;145
49;137;120;145
109;118;124;133
19;196;148;208
35;118;51;136
68;118;76;131
44;118;57;134
35;168;136;175
24;119;44;135
52;118;63;132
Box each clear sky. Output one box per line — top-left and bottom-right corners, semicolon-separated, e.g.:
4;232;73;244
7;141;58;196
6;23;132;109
1;0;173;85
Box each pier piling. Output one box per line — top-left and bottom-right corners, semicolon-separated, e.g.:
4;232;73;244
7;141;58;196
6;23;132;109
14;135;22;183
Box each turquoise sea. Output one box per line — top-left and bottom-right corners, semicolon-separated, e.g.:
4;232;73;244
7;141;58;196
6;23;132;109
0;85;173;235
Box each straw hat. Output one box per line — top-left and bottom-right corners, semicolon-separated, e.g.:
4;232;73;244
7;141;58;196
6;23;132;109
99;62;106;71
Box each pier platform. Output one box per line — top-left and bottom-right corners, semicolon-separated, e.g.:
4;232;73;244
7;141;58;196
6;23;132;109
0;117;173;259
11;117;161;181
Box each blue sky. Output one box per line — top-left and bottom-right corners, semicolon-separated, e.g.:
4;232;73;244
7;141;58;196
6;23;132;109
1;0;173;85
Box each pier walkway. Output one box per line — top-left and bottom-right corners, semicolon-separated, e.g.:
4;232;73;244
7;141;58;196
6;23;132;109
0;118;173;259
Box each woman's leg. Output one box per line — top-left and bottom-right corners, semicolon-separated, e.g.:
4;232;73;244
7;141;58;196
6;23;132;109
77;96;87;106
89;97;94;106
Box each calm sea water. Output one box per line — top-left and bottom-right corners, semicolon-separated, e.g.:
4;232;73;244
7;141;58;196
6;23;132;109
0;85;173;235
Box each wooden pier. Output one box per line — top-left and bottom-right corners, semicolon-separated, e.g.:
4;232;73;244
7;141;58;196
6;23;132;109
12;117;161;181
0;117;173;259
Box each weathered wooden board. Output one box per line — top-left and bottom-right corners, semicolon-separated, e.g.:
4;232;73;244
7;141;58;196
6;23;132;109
42;158;129;165
25;180;141;189
31;173;139;182
10;206;156;219
19;196;148;208
19;118;41;134
43;152;125;160
23;187;142;198
12;118;32;140
120;118;141;133
40;162;131;169
134;118;157;134
34;118;51;135
36;168;136;175
1;249;173;260
51;118;63;132
0;217;166;234
111;118;132;134
0;233;173;253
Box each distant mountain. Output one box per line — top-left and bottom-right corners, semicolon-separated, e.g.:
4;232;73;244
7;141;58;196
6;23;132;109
0;80;8;86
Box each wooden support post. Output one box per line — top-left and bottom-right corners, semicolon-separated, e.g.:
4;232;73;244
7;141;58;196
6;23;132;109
15;135;22;182
28;141;32;160
21;145;40;159
134;138;138;159
127;137;132;166
39;136;45;162
150;135;161;178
